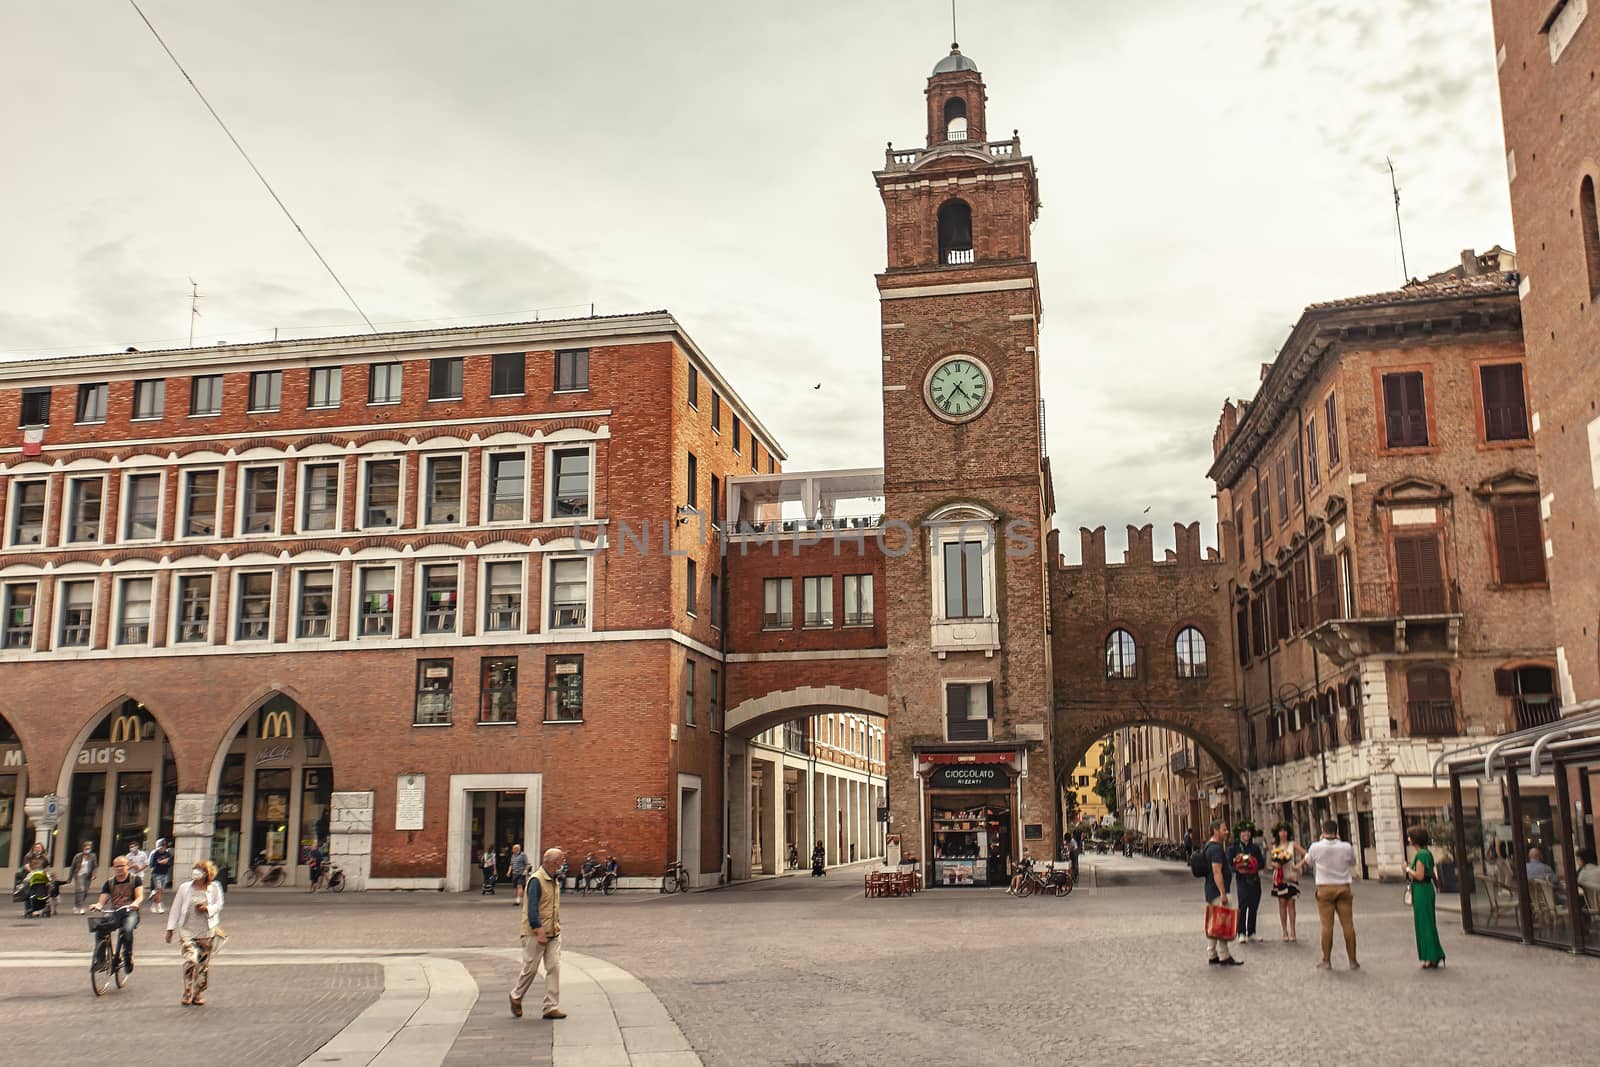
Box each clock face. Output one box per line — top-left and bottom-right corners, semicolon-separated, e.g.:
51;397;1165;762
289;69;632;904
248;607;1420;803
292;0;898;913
926;356;992;421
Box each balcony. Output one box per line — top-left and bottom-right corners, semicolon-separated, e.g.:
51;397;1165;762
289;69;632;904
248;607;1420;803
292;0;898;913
881;136;1023;173
725;468;884;541
1513;696;1561;732
1170;749;1197;775
1407;700;1460;738
1306;579;1461;666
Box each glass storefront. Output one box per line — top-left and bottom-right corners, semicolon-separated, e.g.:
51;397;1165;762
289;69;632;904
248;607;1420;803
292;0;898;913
923;761;1017;888
220;697;334;885
66;701;174;862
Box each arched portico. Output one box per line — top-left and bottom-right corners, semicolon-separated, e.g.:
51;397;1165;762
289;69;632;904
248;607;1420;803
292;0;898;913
0;710;29;869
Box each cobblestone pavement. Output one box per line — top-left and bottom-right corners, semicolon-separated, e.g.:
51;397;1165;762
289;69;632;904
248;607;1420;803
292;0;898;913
4;857;1598;1065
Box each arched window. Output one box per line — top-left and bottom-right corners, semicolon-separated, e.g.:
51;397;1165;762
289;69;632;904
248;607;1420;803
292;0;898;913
943;96;968;142
937;198;974;265
1174;627;1207;678
1105;628;1138;680
1582;176;1600;301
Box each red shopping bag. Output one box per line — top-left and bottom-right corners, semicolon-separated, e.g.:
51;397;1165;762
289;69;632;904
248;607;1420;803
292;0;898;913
1205;903;1239;941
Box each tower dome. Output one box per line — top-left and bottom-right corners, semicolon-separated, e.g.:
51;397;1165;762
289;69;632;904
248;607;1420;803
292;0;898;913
932;44;978;75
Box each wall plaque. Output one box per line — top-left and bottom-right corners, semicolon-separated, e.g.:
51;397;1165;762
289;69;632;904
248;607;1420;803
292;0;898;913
396;774;425;831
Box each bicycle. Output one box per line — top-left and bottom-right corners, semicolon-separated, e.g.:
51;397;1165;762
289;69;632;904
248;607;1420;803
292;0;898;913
660;860;689;895
578;869;618;896
242;852;286;888
88;906;133;996
1016;864;1073;898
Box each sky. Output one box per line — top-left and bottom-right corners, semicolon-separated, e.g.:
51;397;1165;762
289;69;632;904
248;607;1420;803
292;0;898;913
0;1;1514;559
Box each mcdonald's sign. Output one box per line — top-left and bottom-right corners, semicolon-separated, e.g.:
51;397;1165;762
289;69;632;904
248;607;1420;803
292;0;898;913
260;709;294;739
109;714;142;745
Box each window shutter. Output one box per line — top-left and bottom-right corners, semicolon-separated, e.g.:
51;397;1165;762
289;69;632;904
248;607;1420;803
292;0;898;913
1493;668;1516;696
1408;666;1451;703
1315;553;1338;622
1495;498;1545;585
1395;533;1445;613
1383;374;1408;447
985;681;995;720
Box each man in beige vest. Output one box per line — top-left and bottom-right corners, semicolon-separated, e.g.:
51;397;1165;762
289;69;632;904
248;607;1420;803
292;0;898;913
510;847;566;1019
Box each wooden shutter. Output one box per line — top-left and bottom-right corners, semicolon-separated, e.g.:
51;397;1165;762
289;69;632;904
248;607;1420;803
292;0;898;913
1315;553;1338;621
1293;555;1311;631
1383;372;1428;448
1275;456;1288;525
1325;392;1341;466
1493;668;1516;696
1394;533;1445;614
1407;666;1452;702
1235;602;1251;665
1272;577;1290;641
1481;364;1529;441
1493;497;1546;585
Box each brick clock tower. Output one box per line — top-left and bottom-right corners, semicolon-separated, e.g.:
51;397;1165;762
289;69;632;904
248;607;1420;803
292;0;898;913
875;44;1057;887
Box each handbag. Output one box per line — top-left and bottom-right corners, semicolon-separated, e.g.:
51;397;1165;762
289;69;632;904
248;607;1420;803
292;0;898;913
1205;902;1239;941
1402;885;1412;906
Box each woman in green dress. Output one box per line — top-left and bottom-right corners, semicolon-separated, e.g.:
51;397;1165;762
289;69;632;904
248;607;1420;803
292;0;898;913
1406;826;1446;969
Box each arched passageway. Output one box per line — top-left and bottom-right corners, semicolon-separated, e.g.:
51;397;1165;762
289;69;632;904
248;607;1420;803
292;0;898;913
61;699;177;868
0;711;26;869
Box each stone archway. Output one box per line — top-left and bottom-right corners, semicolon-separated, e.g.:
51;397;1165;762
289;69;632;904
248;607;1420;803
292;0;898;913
0;710;28;869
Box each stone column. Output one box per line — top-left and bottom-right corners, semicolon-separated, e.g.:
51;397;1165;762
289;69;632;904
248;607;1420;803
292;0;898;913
727;745;751;882
171;793;216;875
22;795;64;860
329;791;375;891
1368;773;1406;880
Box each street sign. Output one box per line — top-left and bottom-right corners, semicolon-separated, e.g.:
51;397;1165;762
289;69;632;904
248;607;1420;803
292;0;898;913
876;806;889;823
636;796;666;812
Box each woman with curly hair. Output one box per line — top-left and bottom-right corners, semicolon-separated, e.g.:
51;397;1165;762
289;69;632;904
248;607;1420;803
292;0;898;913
1268;822;1306;942
165;858;224;1005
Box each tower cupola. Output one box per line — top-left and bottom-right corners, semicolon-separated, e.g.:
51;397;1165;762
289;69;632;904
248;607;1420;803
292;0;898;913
926;44;987;147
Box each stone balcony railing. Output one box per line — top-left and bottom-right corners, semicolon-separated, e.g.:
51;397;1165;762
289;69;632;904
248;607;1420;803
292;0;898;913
882;135;1023;172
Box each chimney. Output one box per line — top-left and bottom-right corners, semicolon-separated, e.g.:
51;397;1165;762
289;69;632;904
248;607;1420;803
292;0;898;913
1460;248;1479;276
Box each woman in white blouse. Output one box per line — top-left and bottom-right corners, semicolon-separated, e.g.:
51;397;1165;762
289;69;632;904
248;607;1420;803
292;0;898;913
164;858;224;1005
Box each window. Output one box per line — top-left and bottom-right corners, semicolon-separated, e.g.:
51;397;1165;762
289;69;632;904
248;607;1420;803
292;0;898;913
308;367;342;409
299;463;340;532
1305;416;1320;489
710;666;720;732
66;477;103;543
362;459;400;528
549;558;588;629
76;383;107;424
942;541;985;619
803;576;833;627
424;456;463;525
1324;392;1341;468
1249;486;1262;550
1233;506;1246;563
710;572;721;627
235;572;273;641
3;582;37;649
686;558;698;616
686;452;698;509
687;364;699;408
16;388;48;427
181;470;219;537
1235;602;1250;667
1275;455;1288;525
732;416;742;454
1289;440;1303;508
1381;371;1428;448
483;561;522;632
1584;176;1600;300
1315;552;1339;623
1406;666;1457;737
945;681;992;742
414;660;454;725
122;473;161;540
684;657;696;725
175;575;211;643
711;393;722;433
420;564;459;634
58;579;94;647
296;569;334;638
750;440;759;474
247;370;282;413
428;357;463;401
1480;364;1529;442
768;456;776;474
937;198;975;264
486;453;526;522
1175;626;1208;678
116;577;153;645
554;349;589;391
710;475;721;526
480;657;518;723
1499;665;1561;730
1545;0;1590;63
1273;575;1291;641
763;577;792;629
1105;629;1137;680
545;655;583;722
1394;533;1447;614
1250;596;1266;657
549;448;591;518
1492;496;1546;585
368;362;402;404
190;375;222;416
358;567;395;636
1293;554;1311;632
132;379;165;420
491;353;525;397
241;467;280;534
843;574;873;625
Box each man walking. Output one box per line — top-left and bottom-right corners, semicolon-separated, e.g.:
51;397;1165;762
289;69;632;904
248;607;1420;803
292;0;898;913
510;847;566;1021
1203;820;1242;967
1303;819;1359;970
69;840;98;914
148;839;174;913
507;844;530;906
126;840;150;887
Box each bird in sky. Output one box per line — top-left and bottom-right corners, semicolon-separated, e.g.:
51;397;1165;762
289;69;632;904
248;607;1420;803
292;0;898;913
813;383;821;390
1142;506;1152;514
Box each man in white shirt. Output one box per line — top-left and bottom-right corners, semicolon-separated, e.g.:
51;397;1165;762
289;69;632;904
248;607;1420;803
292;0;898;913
1301;820;1359;970
126;841;151;886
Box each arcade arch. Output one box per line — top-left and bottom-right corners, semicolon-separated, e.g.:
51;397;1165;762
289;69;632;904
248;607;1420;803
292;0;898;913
62;698;177;867
0;711;26;869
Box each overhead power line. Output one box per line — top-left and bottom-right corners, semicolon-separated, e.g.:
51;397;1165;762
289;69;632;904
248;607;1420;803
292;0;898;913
126;0;377;334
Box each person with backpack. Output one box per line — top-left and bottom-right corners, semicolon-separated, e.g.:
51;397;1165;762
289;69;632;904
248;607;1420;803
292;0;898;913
1193;820;1241;967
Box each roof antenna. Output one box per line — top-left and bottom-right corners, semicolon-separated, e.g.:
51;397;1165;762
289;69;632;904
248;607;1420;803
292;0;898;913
188;278;204;347
1386;157;1410;284
951;0;959;48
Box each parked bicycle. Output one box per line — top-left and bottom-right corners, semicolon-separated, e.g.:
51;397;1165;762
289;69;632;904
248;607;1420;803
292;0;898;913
310;862;346;892
660;860;689;895
1016;864;1073;898
242;851;286;888
88;906;133;996
579;869;618;896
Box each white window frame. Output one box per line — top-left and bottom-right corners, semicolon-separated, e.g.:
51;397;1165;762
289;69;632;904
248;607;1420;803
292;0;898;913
544;442;596;522
56;577;97;648
480;558;525;634
307;365;343;410
368;362;403;406
76;383;108;425
762;577;793;630
353;563;399;639
62;473;108;545
292;566;338;642
418;452;468;528
802;575;833;628
113;575;155;647
119;470;165;542
417;561;462;636
237;463;285;537
926;509;1000;655
843;573;874;627
2;580;40;651
296;459;345;534
482;448;531;525
179;467;224;539
189;374;224;418
231;569;277;645
358;456;406;531
171;571;215;645
6;477;51;549
545;554;592;633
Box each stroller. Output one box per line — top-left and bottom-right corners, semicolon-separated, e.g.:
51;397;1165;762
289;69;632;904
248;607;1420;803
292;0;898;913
18;867;59;918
